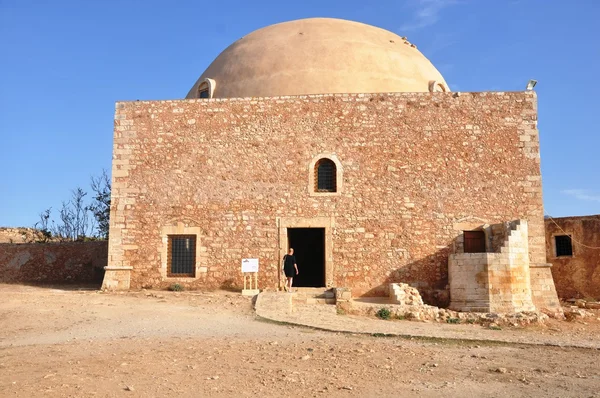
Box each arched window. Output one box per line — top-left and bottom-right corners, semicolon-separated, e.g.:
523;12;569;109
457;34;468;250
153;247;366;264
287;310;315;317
429;80;448;93
197;78;216;99
198;82;210;98
315;158;337;192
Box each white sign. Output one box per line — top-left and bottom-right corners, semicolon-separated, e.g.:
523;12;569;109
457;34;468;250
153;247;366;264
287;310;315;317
241;258;259;273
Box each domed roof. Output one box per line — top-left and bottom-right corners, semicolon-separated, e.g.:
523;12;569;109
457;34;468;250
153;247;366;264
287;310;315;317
186;18;449;99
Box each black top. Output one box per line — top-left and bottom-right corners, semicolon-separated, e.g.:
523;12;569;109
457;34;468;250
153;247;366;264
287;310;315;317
283;254;296;268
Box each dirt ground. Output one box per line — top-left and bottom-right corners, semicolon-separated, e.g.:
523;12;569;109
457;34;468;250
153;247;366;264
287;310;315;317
1;284;599;398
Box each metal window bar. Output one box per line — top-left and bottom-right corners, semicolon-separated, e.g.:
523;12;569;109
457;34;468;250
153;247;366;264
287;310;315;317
168;235;196;276
555;235;573;257
317;160;336;192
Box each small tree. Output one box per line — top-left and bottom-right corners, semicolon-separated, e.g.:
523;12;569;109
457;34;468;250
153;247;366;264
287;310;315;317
34;208;53;242
88;169;111;239
53;187;92;241
33;170;111;241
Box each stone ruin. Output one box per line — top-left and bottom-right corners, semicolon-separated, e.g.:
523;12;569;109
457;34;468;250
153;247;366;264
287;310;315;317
336;283;550;327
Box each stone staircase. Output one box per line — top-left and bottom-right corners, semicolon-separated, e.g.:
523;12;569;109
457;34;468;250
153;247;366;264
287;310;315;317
291;287;336;305
500;220;525;254
449;219;537;313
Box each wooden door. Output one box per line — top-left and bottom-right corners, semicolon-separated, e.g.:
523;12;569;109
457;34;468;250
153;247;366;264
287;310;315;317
464;231;486;253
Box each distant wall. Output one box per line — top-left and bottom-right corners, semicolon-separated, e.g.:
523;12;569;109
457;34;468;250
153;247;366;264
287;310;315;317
0;241;108;284
545;215;600;300
0;227;40;244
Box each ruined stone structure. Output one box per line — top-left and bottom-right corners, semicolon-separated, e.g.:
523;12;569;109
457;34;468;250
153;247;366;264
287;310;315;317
545;215;600;300
102;18;561;312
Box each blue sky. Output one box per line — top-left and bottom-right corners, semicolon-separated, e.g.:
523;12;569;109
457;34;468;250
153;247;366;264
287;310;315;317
0;0;599;228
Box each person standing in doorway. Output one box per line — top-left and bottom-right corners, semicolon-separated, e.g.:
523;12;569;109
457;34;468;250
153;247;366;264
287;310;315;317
282;248;298;292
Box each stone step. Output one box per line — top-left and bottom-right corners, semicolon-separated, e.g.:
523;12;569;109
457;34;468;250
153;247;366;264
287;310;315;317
291;288;336;305
297;297;336;305
292;287;335;299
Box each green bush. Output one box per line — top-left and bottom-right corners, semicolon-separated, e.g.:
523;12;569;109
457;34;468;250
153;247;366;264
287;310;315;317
446;317;460;324
169;283;184;292
376;308;391;320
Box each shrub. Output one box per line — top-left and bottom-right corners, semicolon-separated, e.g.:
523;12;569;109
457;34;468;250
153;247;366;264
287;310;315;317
446;317;460;324
169;283;184;292
376;308;391;320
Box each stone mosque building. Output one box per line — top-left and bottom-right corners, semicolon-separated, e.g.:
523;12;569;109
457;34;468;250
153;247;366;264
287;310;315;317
102;18;561;313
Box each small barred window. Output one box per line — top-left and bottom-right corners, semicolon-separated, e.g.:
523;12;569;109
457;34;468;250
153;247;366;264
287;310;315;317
555;235;573;257
168;235;196;276
315;158;336;192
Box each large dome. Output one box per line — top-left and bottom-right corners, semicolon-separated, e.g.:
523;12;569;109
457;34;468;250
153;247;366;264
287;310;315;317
186;18;449;99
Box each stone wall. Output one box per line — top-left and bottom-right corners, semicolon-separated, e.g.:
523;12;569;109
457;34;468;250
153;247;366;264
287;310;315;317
449;220;536;313
106;91;546;304
0;227;41;244
0;241;107;284
545;215;600;300
529;265;562;315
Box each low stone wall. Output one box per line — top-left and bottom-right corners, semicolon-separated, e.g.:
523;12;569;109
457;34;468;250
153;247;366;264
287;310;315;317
0;241;108;284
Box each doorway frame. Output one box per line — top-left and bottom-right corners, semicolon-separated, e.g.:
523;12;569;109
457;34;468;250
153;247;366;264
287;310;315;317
277;217;334;288
287;227;326;288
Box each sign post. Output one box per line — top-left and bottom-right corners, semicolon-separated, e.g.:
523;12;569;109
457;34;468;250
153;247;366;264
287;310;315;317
241;258;259;296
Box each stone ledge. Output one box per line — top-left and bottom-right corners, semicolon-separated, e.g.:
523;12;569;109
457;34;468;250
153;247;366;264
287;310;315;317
529;263;553;268
102;266;133;291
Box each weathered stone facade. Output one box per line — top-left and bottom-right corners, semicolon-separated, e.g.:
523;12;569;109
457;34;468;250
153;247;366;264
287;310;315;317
0;241;107;284
545;215;600;300
104;90;554;308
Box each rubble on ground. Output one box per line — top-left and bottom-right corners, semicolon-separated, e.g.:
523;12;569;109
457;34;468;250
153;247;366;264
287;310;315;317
337;283;550;327
564;298;600;310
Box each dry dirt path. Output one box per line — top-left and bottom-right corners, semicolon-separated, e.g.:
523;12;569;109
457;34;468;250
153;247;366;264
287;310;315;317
1;284;599;398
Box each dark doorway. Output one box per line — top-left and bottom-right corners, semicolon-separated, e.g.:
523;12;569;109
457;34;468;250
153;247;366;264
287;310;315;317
287;228;325;287
464;230;486;253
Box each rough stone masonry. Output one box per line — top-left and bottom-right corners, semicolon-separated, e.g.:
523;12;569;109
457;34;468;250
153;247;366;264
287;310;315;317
104;90;557;310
